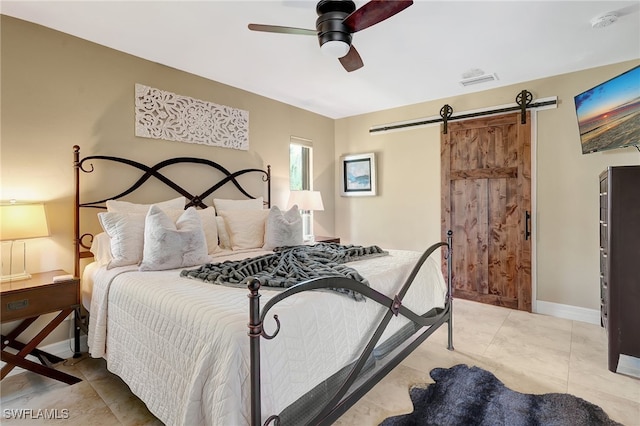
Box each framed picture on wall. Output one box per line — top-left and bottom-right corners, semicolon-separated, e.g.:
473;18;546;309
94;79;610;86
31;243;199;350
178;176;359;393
340;152;377;197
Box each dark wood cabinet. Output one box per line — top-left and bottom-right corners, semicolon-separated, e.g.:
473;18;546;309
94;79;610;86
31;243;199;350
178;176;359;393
599;166;640;373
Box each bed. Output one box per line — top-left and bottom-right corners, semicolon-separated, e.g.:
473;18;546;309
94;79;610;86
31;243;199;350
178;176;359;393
73;145;454;426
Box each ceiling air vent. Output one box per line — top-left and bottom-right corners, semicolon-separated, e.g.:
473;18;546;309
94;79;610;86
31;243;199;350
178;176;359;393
459;73;498;87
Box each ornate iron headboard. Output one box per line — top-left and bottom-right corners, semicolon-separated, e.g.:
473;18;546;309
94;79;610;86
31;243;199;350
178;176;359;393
73;145;271;276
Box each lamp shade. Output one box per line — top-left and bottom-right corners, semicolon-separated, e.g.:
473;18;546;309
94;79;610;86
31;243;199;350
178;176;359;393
0;203;50;241
287;191;324;211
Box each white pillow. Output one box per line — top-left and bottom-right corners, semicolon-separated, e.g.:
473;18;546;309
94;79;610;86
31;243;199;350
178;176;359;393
89;232;113;266
98;211;146;269
213;197;264;212
216;216;232;250
98;208;183;269
106;196;185;213
139;206;209;271
263;205;303;250
218;209;269;250
197;207;219;254
165;207;218;254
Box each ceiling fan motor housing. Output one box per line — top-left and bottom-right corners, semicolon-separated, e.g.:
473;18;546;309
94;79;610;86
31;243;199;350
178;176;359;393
316;0;355;51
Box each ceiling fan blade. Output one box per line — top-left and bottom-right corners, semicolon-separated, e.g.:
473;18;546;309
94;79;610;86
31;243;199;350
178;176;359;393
343;0;413;33
339;45;364;72
248;24;316;36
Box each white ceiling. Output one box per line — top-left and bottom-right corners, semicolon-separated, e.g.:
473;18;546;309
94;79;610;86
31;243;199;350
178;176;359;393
2;1;639;119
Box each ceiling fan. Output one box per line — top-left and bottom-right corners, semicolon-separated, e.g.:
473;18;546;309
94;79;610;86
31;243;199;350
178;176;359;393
248;0;413;72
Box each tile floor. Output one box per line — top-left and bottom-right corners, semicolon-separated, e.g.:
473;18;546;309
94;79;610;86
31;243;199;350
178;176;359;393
2;299;638;425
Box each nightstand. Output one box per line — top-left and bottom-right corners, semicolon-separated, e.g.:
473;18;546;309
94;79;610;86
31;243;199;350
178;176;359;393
315;236;341;244
1;270;81;384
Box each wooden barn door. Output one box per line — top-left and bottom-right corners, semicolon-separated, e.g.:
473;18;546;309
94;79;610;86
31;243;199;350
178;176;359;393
441;112;532;311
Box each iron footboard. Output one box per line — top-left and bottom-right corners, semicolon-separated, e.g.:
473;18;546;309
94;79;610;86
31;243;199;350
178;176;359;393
248;232;453;426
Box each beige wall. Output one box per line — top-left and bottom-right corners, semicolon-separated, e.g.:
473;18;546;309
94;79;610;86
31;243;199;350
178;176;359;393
0;16;334;344
1;15;335;271
335;59;640;311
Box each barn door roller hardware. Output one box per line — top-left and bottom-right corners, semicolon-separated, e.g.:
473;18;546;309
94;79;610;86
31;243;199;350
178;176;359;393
440;104;453;134
369;90;556;135
516;90;533;125
440;89;535;134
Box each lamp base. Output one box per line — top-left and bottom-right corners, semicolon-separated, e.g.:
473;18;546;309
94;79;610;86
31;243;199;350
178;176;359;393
1;271;32;283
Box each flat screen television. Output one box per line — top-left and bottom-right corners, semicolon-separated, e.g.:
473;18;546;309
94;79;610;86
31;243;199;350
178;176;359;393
574;65;640;154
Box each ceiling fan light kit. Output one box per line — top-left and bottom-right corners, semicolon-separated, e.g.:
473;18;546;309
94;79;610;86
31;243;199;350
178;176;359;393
321;40;351;58
248;0;413;71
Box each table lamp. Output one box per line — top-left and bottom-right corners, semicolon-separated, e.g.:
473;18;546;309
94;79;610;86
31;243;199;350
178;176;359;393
287;190;324;242
0;202;50;282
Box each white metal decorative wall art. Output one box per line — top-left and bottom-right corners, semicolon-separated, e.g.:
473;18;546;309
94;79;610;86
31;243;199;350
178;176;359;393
135;84;249;150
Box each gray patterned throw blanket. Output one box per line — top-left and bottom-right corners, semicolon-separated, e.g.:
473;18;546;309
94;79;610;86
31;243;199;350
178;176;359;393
181;243;388;300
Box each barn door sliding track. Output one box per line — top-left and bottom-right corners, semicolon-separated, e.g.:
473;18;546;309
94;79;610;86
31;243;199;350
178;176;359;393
370;90;557;135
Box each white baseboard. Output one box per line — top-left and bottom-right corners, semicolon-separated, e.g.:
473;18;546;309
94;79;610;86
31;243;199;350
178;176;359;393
617;355;640;378
535;300;601;325
1;335;88;378
535;302;639;378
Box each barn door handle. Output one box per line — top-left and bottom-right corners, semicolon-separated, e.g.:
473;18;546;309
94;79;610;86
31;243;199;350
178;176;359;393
525;211;531;240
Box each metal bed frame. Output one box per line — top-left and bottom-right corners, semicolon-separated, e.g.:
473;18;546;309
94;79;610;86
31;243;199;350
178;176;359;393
72;145;453;426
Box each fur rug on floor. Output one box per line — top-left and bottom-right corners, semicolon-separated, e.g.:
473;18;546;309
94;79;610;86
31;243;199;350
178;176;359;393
379;364;621;426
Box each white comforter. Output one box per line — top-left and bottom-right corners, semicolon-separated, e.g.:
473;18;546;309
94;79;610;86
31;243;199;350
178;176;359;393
85;249;446;426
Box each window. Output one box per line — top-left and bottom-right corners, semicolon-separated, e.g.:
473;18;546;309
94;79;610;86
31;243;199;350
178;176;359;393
289;138;312;191
289;137;313;239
